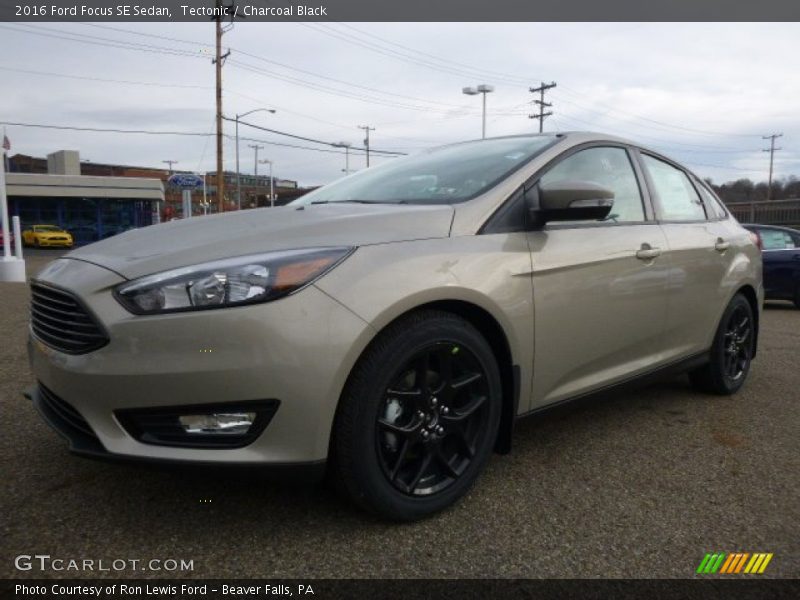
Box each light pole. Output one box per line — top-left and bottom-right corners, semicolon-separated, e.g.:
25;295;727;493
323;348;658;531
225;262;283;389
462;84;494;139
259;159;275;207
235;108;276;210
248;144;264;207
333;142;352;175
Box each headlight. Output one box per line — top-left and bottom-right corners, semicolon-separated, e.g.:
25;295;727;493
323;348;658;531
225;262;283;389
115;247;354;315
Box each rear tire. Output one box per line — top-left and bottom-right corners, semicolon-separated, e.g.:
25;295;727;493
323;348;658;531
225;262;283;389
689;293;754;395
330;310;502;521
794;286;800;309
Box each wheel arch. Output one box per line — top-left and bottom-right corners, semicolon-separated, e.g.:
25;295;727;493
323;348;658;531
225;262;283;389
329;298;520;460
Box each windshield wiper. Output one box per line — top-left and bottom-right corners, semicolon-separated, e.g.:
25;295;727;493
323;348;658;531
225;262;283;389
310;199;406;205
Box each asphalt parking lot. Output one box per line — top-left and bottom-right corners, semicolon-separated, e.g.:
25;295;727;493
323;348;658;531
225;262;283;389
1;249;798;579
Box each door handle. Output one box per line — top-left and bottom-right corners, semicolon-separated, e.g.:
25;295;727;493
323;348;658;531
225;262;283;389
635;244;662;260
715;238;730;252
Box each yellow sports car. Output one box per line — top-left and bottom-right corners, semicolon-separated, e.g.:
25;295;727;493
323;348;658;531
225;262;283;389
22;225;74;248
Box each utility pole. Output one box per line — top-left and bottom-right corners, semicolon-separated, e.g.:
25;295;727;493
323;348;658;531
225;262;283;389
358;125;375;167
212;0;233;213
162;160;178;174
529;81;557;133
249;144;264;205
260;159;274;207
762;133;783;200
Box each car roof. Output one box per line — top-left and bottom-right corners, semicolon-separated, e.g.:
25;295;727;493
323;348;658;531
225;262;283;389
742;223;800;234
446;131;681;165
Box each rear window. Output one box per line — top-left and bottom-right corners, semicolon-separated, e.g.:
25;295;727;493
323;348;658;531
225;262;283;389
695;181;728;219
641;155;707;221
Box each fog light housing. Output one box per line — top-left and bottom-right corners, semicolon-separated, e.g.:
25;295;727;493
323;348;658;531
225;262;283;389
178;412;256;435
116;400;279;448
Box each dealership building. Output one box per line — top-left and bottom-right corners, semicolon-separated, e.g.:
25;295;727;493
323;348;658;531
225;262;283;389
8;150;306;243
6;150;164;245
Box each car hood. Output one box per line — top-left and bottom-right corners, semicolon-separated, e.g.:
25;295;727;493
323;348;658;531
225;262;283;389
67;203;455;280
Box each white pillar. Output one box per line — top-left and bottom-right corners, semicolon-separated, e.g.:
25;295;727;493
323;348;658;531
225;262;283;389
13;215;23;258
0;148;10;258
0;147;26;282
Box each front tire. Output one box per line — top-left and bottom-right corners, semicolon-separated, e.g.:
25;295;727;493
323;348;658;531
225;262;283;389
689;293;755;395
330;310;502;521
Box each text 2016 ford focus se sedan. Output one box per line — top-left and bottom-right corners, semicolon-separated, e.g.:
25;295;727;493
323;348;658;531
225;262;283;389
27;132;762;520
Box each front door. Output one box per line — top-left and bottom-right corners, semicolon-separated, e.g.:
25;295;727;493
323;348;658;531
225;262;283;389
527;145;671;407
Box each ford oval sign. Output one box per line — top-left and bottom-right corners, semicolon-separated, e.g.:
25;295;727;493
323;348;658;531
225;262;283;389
168;173;204;189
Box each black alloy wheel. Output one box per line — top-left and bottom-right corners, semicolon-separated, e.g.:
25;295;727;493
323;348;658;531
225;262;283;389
689;293;755;395
331;310;502;520
376;341;491;497
721;304;752;382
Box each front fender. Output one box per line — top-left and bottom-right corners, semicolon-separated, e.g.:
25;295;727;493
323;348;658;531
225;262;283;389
314;235;535;412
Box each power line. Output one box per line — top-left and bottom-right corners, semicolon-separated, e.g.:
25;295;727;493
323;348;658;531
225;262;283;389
8;23;484;115
0;65;211;89
554;87;765;139
230;117;406;155
4;22;782;147
0;120;407;156
0;121;213;136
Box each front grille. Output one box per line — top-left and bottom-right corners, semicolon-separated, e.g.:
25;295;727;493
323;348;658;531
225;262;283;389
30;283;108;354
38;384;98;440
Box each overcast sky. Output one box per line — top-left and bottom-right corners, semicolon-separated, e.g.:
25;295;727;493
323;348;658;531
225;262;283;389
0;22;797;187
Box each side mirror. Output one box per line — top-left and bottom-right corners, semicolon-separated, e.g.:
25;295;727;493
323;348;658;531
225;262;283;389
528;180;615;225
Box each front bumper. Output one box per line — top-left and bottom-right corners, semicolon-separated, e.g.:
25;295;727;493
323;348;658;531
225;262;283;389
37;238;73;247
26;385;326;480
28;258;374;466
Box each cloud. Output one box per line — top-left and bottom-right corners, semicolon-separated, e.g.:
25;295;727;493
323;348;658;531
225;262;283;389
1;22;797;186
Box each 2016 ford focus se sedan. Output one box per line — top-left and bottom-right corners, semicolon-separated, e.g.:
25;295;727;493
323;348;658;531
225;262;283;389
27;132;762;520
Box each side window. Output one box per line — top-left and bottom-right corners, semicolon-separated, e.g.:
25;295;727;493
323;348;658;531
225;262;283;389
539;146;645;223
760;229;795;250
641;155;707;221
695;181;728;219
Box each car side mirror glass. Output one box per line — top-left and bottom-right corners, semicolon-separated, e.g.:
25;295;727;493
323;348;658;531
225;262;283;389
528;180;615;225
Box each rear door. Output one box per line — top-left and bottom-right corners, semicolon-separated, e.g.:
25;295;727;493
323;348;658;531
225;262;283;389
527;144;671;406
638;153;735;359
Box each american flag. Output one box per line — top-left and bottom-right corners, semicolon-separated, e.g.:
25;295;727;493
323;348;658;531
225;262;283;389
1;133;9;151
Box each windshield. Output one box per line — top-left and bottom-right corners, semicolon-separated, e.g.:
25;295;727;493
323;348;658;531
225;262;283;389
35;226;63;232
293;135;558;206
